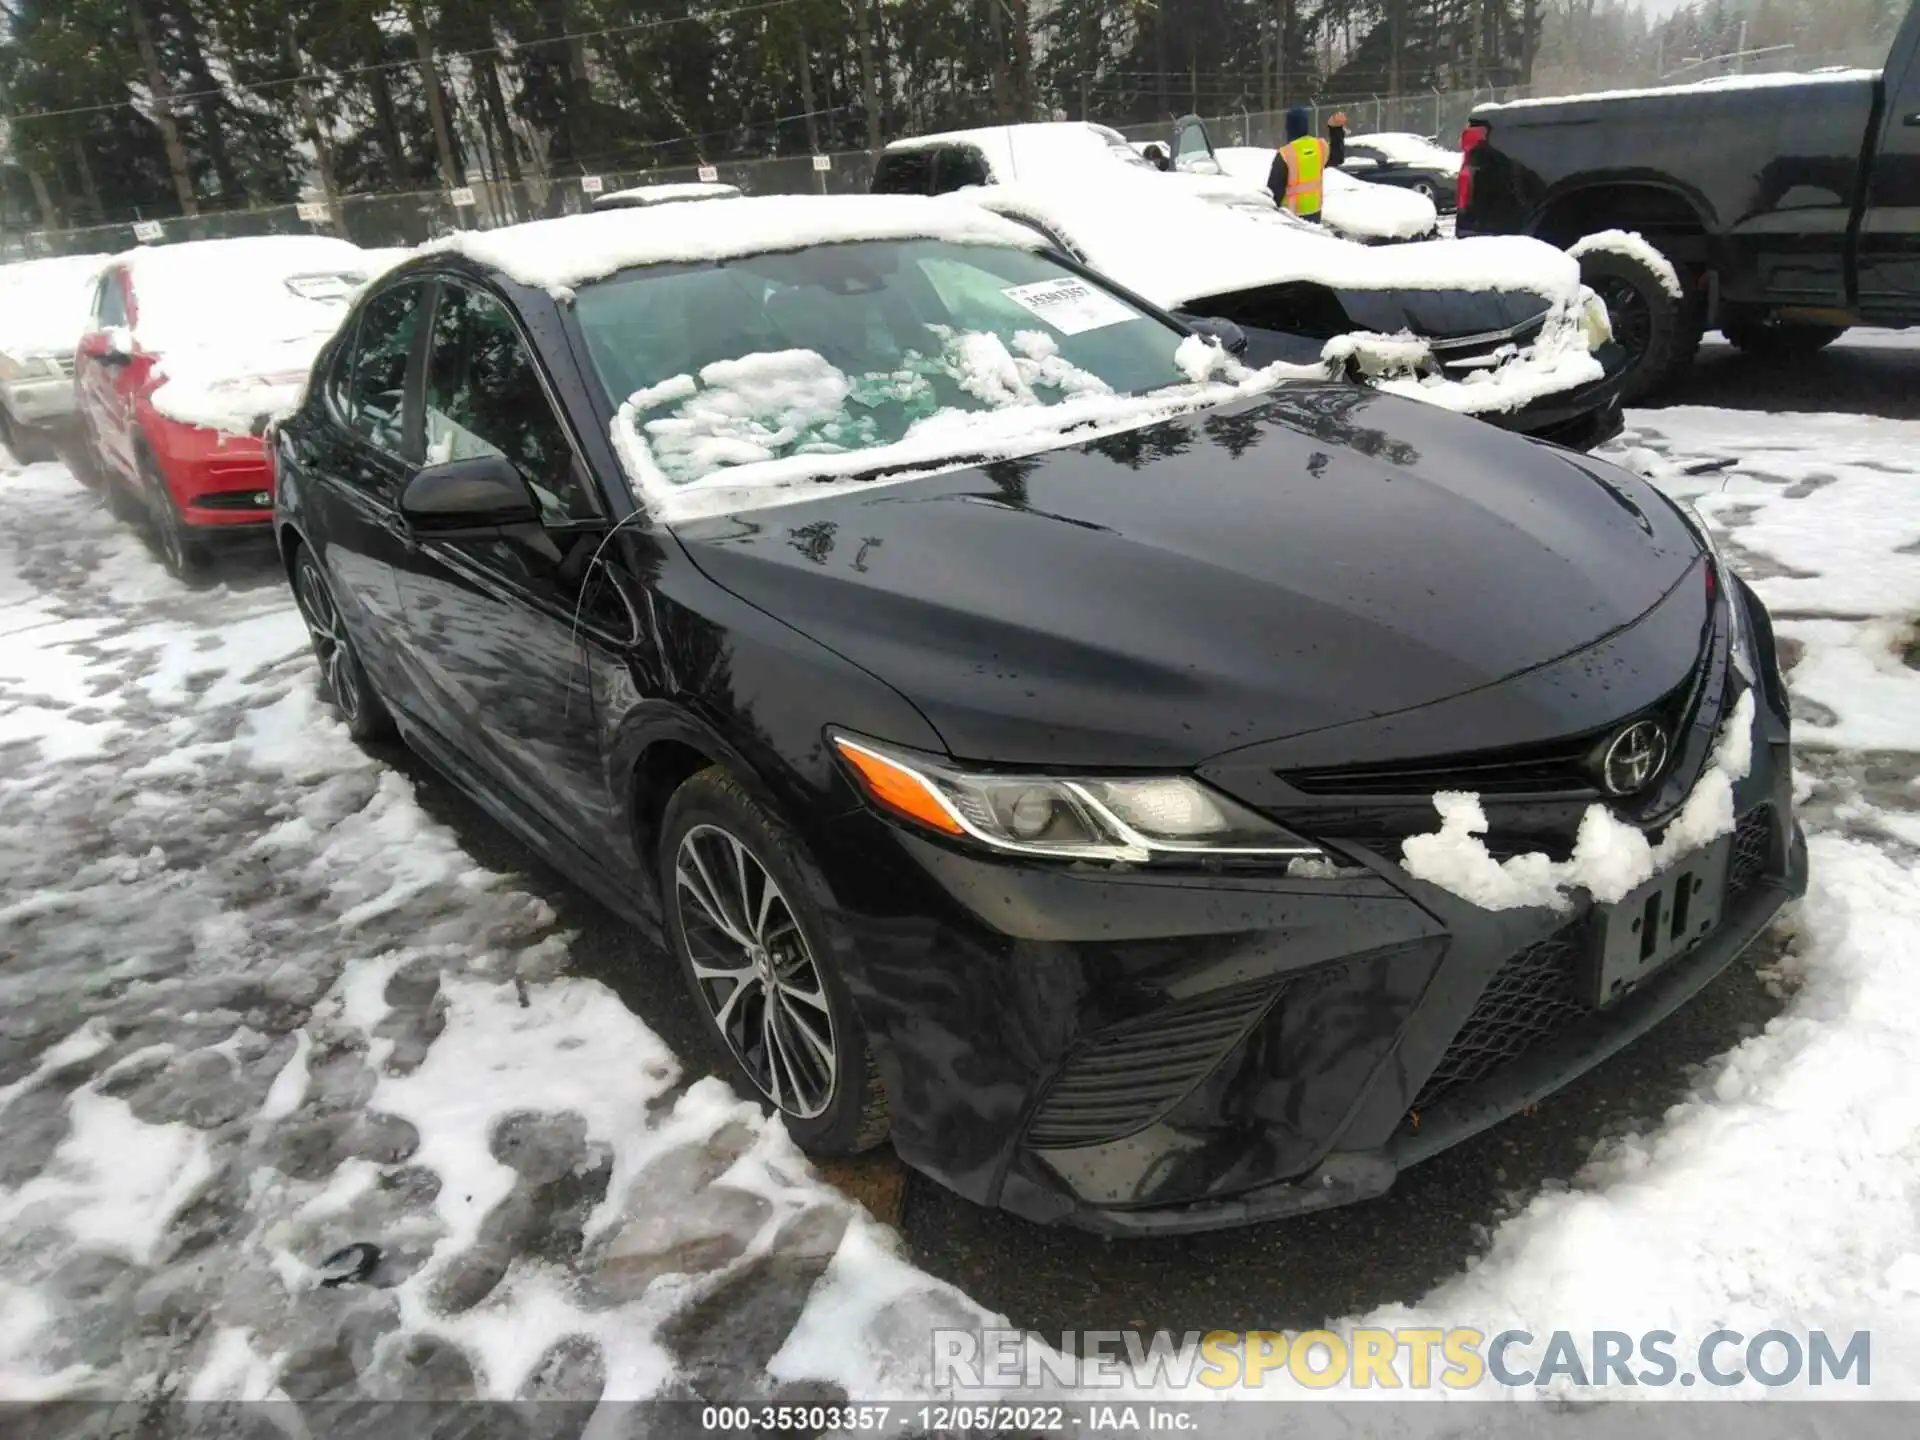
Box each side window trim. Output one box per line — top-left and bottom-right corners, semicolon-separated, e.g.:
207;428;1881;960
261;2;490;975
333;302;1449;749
426;275;605;524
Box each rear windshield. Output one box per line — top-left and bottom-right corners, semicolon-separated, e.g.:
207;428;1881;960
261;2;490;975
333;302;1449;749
572;239;1198;487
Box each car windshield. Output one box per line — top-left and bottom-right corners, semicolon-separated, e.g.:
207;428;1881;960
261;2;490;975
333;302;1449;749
573;239;1199;488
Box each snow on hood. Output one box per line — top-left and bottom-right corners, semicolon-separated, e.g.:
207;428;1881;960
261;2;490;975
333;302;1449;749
0;255;111;359
1345;131;1464;174
149;340;330;438
127;236;372;436
1476;68;1882;111
1402;689;1757;912
428;194;1046;300
1204;147;1439;240
970;176;1579;310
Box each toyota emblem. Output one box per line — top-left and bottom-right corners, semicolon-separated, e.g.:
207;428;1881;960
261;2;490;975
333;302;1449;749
1598;720;1669;796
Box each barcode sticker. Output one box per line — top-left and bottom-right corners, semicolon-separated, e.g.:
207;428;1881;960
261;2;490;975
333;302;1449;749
1000;278;1140;335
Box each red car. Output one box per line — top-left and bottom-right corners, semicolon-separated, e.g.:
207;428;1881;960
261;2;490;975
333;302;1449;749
75;235;375;578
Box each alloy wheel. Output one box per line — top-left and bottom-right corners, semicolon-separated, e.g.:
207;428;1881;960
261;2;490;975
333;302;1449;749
673;823;837;1119
294;560;364;725
1594;274;1654;363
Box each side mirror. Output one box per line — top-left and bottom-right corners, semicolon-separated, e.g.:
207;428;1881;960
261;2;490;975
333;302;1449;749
1182;316;1249;357
399;454;540;535
93;329;135;367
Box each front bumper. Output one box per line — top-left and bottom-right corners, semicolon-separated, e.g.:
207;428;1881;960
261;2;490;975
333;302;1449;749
817;668;1800;1234
1479;339;1629;450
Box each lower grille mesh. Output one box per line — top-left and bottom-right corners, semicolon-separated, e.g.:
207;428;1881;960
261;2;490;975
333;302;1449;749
1411;806;1779;1119
1027;984;1282;1149
1411;928;1589;1116
1727;806;1775;903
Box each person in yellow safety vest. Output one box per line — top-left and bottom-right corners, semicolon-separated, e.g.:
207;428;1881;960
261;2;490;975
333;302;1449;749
1266;107;1348;223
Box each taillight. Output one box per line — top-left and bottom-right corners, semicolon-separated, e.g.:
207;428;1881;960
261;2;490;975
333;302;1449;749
1458;123;1489;213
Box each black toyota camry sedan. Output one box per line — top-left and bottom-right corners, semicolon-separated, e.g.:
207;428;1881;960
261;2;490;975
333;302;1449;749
271;195;1805;1235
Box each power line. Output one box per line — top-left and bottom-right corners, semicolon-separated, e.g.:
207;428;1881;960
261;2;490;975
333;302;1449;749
1;0;811;126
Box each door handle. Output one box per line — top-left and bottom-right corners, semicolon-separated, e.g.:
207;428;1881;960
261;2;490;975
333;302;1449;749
1905;112;1920;127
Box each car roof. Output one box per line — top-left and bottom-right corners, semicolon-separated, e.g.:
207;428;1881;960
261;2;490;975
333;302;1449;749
419;193;1046;297
592;182;743;209
883;122;1146;182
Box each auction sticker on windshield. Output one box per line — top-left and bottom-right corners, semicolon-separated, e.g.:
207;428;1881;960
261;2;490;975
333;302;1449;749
1001;278;1140;335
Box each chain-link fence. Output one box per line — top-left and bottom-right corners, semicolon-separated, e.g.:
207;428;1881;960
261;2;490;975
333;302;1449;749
0;45;1890;260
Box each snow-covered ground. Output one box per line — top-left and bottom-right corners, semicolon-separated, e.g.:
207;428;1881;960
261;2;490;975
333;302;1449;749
5;345;1920;1413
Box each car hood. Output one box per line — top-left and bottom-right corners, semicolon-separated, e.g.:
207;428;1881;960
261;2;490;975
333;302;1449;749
979;179;1578;312
670;386;1702;769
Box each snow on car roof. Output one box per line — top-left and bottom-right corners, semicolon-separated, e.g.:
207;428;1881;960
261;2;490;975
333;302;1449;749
1346;132;1463;173
593;181;741;207
971;174;1578;309
1476;67;1880;112
883;122;1148;180
1204;147;1439;240
428;193;1046;299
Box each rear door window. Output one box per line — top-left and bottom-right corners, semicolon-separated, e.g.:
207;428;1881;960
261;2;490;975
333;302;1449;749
872;150;935;196
933;147;992;192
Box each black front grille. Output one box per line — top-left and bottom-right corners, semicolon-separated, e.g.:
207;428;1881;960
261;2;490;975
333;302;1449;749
1286;735;1598;798
1282;674;1703;803
1727;806;1775;902
1026;984;1283;1149
1411;928;1589;1115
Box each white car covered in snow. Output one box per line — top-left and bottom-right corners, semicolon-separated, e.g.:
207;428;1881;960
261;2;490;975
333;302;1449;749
0;253;111;461
942;167;1631;447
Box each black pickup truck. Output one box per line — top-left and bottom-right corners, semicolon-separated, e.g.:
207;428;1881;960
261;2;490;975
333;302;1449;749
1458;0;1920;399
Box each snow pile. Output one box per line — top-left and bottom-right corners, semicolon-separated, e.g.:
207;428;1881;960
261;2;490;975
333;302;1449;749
1403;690;1756;912
1478;67;1882;112
614;337;1327;522
432;194;1045;299
1569;230;1684;299
1322;330;1435;376
127;235;372;435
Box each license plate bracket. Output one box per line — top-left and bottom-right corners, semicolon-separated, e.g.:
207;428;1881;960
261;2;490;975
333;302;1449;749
1590;836;1733;1008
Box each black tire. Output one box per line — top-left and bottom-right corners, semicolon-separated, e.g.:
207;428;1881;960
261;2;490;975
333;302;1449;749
659;766;890;1156
139;454;213;582
0;410;53;465
1577;242;1702;403
291;545;395;742
1720;313;1848;359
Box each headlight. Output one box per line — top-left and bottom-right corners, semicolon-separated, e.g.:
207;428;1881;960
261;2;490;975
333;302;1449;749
1581;291;1614;350
0;352;46;380
1679;499;1755;684
831;733;1326;863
